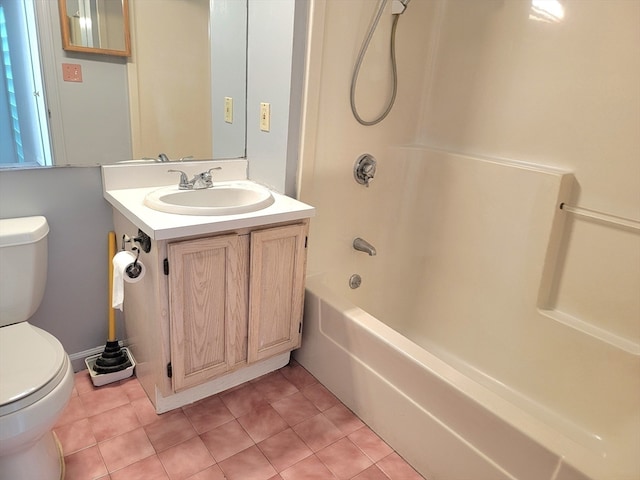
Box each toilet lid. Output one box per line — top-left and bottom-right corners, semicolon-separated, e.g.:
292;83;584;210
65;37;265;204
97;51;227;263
0;323;66;410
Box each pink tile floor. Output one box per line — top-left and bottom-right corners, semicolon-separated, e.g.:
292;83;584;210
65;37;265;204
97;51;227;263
55;360;425;480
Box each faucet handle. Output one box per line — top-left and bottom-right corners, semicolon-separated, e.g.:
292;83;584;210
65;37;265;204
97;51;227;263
202;167;222;186
192;167;222;189
354;154;377;187
168;169;190;189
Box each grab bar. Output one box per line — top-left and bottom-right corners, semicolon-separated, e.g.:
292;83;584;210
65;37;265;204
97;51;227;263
559;203;640;232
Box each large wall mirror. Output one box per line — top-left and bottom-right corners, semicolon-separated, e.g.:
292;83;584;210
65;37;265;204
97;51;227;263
58;0;131;56
43;0;247;166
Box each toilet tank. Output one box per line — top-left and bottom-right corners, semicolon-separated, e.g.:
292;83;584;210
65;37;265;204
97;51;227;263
0;216;49;327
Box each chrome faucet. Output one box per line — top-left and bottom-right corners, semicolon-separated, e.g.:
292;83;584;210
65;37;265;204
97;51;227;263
353;237;377;256
154;153;193;162
168;167;222;190
168;169;190;189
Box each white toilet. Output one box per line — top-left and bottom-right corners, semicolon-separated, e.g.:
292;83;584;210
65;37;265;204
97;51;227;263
0;216;74;480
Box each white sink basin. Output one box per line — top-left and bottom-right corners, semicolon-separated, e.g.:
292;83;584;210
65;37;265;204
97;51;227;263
144;183;275;215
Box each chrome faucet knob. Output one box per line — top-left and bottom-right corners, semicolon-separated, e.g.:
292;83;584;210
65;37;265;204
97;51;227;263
192;173;211;189
200;167;222;188
354;154;377;187
190;167;221;189
168;169;191;189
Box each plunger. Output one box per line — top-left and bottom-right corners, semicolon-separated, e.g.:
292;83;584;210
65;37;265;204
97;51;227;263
93;231;132;374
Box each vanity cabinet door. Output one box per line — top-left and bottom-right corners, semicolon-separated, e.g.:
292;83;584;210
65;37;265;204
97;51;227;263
248;223;308;363
168;234;248;392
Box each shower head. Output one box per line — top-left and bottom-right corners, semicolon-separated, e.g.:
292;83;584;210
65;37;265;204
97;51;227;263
391;0;411;15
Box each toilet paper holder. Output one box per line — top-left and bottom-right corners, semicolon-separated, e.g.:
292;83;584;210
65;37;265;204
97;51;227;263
121;229;151;280
125;247;143;279
121;229;151;253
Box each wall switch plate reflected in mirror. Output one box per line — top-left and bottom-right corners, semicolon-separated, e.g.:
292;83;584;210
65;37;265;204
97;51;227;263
62;63;82;82
225;97;233;123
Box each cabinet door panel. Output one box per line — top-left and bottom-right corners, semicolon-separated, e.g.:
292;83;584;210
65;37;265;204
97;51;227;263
168;234;245;391
248;223;307;363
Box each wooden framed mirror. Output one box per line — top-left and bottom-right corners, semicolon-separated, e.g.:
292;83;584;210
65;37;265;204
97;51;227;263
58;0;131;57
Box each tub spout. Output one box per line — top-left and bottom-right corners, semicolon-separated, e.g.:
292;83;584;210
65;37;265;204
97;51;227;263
353;237;377;256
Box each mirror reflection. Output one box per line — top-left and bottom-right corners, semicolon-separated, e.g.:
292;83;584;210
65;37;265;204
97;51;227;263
127;0;246;161
58;0;130;56
1;0;247;168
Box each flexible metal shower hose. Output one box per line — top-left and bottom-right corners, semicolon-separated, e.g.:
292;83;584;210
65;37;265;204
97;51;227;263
350;0;401;126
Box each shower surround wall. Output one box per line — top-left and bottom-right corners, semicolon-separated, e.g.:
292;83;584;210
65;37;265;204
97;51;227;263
297;0;639;479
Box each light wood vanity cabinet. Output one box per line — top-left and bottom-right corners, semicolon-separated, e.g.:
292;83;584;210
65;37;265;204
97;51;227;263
104;163;314;412
166;222;308;392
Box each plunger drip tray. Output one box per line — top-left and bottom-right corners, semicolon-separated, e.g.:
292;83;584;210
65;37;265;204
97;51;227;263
85;347;136;386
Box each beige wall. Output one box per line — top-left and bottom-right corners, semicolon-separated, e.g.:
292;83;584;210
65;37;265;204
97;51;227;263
417;0;639;349
299;0;451;278
298;2;639;472
419;0;639;218
128;0;212;160
301;0;639;347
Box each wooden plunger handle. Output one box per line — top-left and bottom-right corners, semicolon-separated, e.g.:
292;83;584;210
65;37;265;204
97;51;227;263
108;231;116;342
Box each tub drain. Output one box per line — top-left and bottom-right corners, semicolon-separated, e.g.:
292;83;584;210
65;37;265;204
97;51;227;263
349;274;362;289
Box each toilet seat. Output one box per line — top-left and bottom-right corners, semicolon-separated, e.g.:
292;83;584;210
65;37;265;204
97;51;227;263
0;323;68;416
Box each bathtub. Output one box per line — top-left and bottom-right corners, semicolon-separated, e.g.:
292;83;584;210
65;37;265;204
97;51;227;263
295;147;639;480
296;276;632;480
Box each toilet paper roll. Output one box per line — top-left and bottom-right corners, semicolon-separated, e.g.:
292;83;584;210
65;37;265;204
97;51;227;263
112;251;145;310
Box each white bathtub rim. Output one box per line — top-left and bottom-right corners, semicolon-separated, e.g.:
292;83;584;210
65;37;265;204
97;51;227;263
306;273;635;480
329;333;524;478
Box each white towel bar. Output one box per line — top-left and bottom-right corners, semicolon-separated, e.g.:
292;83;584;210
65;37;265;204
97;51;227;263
559;203;640;232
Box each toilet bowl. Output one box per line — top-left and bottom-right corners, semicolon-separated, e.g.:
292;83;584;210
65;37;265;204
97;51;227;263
0;216;74;480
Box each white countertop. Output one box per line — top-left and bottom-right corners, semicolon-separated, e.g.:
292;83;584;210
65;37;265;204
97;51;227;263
102;161;315;240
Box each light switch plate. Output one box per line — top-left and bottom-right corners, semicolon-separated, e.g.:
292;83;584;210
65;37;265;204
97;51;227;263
224;97;233;123
62;63;83;82
260;102;270;132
